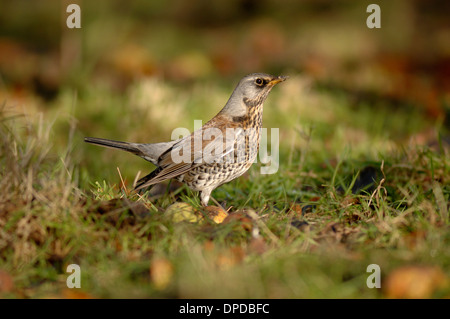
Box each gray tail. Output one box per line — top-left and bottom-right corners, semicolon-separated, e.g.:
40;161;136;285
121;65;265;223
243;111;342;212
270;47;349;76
84;137;142;155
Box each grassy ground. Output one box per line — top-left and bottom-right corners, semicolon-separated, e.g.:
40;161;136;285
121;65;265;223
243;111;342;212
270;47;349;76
0;0;449;299
0;74;448;298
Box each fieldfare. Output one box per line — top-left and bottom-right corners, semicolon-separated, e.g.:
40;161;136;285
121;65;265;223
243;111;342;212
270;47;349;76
85;73;287;206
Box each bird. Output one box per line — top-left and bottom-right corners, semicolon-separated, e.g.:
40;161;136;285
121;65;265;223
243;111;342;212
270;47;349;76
84;73;287;206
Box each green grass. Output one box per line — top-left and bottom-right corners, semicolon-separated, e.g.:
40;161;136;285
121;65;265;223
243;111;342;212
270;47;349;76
0;74;448;298
1;0;449;299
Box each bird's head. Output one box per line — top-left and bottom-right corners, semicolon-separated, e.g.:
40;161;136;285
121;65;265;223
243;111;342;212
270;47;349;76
220;73;288;117
238;73;288;101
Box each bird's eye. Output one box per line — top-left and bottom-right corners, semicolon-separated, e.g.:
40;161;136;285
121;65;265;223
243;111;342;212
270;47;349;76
255;78;264;86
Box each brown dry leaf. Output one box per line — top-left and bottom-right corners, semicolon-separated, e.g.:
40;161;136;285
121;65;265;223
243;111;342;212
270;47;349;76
150;257;174;290
203;206;228;224
248;237;267;255
216;247;245;270
223;211;253;232
0;270;14;293
62;289;95;299
114;238;123;252
384;265;448;299
289;203;303;217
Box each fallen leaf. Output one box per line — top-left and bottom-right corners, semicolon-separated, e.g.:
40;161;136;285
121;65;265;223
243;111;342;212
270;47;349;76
248;237;267;255
0;270;14;293
166;202;199;223
203;206;228;224
223;211;253;232
150;257;174;290
289;203;303;216
384;265;448;298
62;289;94;299
216;247;245;270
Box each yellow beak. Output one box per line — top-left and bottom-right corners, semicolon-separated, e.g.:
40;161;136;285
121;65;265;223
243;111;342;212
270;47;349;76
269;75;288;85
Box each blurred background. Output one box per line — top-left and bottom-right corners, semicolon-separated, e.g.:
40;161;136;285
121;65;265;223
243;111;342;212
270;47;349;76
0;0;449;186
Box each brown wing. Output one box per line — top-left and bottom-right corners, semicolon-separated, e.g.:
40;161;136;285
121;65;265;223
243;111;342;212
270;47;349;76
135;115;244;190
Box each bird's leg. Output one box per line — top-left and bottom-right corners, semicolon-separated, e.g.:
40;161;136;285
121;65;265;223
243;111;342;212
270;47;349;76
200;190;211;207
210;195;227;212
